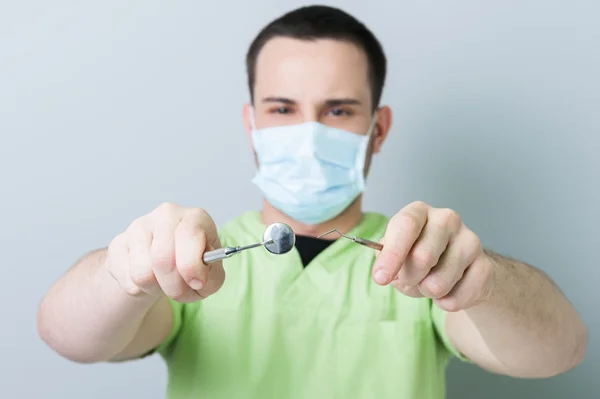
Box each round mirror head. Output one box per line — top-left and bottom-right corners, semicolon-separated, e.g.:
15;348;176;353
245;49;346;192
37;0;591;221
263;222;296;255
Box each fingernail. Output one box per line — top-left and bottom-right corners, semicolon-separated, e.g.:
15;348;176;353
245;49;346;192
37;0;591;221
374;269;390;285
189;279;204;290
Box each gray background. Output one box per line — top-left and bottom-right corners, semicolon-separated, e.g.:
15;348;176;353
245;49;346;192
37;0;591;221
1;0;598;398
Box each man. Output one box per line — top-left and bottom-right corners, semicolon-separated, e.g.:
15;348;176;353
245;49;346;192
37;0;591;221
37;5;587;399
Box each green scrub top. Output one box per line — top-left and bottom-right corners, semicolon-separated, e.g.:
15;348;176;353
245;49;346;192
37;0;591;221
157;211;466;399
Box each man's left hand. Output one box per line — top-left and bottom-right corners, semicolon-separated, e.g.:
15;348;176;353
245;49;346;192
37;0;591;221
373;201;495;312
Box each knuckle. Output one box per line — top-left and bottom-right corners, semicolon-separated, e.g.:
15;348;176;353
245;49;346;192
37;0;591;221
394;283;423;298
130;270;156;287
177;262;199;277
176;220;207;239
187;207;209;220
197;229;208;244
150;250;176;271
109;233;126;251
439;298;462;313
420;277;449;298
410;200;428;209
127;217;146;234
396;213;421;235
411;247;436;269
398;284;414;295
462;231;482;264
124;284;143;297
154;202;179;218
467;231;482;251
438;208;461;229
448;248;464;268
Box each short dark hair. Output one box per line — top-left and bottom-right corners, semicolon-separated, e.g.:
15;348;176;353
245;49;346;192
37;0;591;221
245;5;387;111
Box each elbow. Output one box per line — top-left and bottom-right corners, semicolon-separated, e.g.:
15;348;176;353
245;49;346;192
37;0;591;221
37;294;59;354
37;295;103;364
509;319;588;379
544;318;588;378
568;320;588;370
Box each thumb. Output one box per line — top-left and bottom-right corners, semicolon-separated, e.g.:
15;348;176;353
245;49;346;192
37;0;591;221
373;210;427;285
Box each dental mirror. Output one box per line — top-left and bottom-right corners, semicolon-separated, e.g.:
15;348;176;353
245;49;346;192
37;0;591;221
263;222;296;254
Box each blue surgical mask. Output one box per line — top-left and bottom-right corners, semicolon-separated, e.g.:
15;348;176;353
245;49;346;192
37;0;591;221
250;111;377;225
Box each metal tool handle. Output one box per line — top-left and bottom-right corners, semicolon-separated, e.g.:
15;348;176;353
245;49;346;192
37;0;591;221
203;247;236;263
354;237;384;251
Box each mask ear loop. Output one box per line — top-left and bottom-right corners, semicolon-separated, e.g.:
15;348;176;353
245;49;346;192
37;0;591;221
248;106;258;131
248;105;263;172
365;109;379;138
362;110;379;156
356;110;380;187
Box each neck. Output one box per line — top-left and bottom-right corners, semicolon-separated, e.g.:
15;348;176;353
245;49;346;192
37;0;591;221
260;197;364;239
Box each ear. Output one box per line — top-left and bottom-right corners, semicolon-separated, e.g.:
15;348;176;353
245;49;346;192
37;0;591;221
242;103;254;149
371;105;392;154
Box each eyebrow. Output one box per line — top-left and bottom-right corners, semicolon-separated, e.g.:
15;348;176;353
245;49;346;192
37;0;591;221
261;96;362;106
326;98;362;106
262;96;296;104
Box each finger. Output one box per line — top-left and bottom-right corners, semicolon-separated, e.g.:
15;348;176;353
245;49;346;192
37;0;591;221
433;254;494;312
180;208;221;249
150;214;192;301
390;281;424;298
127;219;159;295
176;208;224;297
199;260;226;298
394;215;454;288
418;227;480;298
106;233;142;297
373;201;429;285
374;236;385;257
175;212;213;291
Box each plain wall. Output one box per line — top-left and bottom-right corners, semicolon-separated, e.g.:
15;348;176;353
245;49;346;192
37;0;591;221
1;1;598;397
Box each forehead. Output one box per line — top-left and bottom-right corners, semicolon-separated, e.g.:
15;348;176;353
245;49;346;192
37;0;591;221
253;37;371;106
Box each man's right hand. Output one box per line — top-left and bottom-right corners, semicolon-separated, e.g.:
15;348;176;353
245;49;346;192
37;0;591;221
105;202;226;303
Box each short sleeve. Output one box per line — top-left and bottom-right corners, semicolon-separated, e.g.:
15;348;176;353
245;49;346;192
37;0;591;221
155;298;184;357
431;302;471;362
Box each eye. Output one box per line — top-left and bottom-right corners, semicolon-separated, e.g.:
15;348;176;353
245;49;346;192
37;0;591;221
329;107;351;117
271;106;291;114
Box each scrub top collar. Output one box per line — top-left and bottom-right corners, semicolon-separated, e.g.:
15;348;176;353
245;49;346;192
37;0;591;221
239;210;387;271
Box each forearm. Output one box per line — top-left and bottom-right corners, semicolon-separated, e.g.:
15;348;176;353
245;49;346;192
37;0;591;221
462;250;587;377
37;249;160;363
